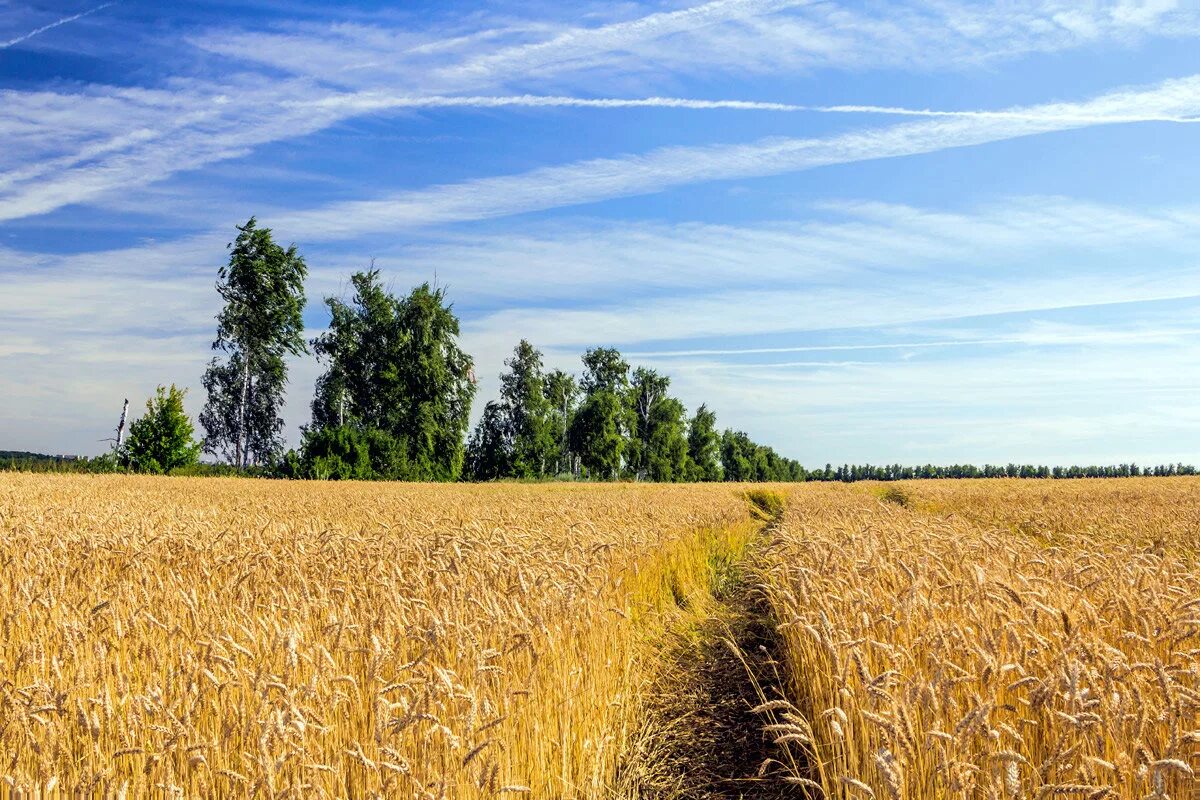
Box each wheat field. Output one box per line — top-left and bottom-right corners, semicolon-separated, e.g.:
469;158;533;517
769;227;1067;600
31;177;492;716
760;479;1200;799
3;475;1199;799
0;475;756;798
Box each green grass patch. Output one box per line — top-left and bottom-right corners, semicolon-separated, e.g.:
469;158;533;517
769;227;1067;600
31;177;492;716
745;489;786;522
875;484;912;508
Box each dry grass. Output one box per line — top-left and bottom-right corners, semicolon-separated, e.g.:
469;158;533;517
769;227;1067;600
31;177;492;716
759;479;1200;799
0;474;755;798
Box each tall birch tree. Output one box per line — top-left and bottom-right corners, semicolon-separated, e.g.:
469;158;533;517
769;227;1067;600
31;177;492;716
200;218;307;469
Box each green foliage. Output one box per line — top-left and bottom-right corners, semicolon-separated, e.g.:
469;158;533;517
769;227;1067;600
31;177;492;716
570;390;625;480
466;401;512;480
720;429;803;482
296;425;373;480
644;396;691;481
201;218;307;469
687;404;722;481
397;283;476;480
720;430;753;481
463;344;794;484
311;269;398;430
567;348;630;480
123;385;202;474
746;489;786;521
501;340;556;478
625;366;670;480
544;368;578;475
580;347;629;394
309;270;475;481
364;427;411;481
877;485;912;507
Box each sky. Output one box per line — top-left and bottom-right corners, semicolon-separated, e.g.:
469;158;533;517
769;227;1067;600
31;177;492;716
2;0;1200;467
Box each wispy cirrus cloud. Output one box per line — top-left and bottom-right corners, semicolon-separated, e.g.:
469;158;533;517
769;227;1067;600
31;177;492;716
626;325;1200;359
428;0;814;89
8;0;1199;226
13;76;1197;226
194;0;1200;91
346;195;1200;305
271;74;1200;239
460;271;1200;353
9;193;1200;457
291;91;1200;122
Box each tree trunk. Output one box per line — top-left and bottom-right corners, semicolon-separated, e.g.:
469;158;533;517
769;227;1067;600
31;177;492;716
115;398;129;448
243;372;254;470
236;358;250;470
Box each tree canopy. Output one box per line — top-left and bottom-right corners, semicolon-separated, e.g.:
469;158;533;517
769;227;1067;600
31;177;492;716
200;218;307;469
466;342;803;483
301;269;476;480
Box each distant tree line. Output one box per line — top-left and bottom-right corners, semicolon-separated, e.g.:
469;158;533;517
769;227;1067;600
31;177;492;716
6;218;1196;482
804;462;1200;481
462;340;804;482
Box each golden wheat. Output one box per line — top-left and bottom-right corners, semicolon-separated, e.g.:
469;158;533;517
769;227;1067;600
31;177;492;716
8;474;1196;799
0;474;755;798
759;479;1200;800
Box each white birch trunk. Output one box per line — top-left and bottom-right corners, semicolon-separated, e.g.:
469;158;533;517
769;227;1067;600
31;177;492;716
115;398;129;448
236;358;250;470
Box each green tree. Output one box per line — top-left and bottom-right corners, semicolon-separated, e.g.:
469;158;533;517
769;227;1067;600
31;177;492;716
311;269;400;431
297;425;373;480
124;385;202;474
720;429;754;482
466;401;512;480
644;396;690;482
309;270;475;480
570;348;629;480
580;347;629;394
626;366;670;480
570;390;625;480
201;218;307;469
500;340;555;478
687;403;722;481
544;369;578;475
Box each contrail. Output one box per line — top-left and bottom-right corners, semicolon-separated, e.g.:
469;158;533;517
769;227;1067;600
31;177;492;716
1;2;117;49
304;93;812;113
627;327;1200;359
303;92;1200;124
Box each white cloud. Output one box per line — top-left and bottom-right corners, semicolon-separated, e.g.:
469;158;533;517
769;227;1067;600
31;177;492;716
428;0;811;90
648;325;1200;464
7;0;1199;226
194;1;1200;91
0;78;358;222
459;269;1200;352
352;196;1200;304
270;75;1200;239
7;194;1200;459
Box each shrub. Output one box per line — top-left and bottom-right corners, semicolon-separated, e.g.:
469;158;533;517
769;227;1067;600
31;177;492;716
123;385;202;474
299;425;373;480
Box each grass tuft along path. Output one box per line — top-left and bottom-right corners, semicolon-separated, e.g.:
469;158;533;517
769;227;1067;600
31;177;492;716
614;490;805;799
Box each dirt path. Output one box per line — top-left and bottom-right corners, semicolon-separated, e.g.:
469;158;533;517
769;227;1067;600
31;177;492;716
614;503;805;799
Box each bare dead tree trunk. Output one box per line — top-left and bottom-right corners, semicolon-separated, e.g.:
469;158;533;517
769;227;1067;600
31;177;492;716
115;398;129;449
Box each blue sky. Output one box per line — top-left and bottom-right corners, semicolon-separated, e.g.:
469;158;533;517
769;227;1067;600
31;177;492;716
3;0;1200;465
